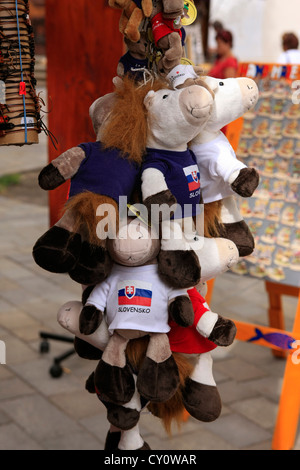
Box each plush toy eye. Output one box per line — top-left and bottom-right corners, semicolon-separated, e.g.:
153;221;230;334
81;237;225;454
162;94;169;99
219;82;224;86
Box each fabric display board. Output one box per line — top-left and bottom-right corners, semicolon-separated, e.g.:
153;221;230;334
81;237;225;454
0;0;41;145
229;63;300;288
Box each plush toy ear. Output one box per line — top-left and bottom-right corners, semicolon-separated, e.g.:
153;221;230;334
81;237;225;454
112;76;124;89
89;93;116;135
144;90;155;109
203;76;219;92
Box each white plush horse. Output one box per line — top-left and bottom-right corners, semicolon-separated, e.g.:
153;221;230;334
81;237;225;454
190;76;260;256
140;84;215;288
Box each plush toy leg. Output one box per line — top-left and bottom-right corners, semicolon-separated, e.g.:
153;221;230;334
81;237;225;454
32;210;82;273
104;425;122;451
137;333;180;402
193;236;239;283
157;32;183;75
68;240;113;285
104;376;149;431
158;220;201;288
94;332;135;404
120;6;143;43
118;425;151;450
57;300;110;352
181;352;222;422
220;196;255;256
141;0;153;17
86;372;141;431
196;309;237;347
62;192;117;284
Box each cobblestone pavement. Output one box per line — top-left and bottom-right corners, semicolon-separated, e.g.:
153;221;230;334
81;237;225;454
0;90;299;451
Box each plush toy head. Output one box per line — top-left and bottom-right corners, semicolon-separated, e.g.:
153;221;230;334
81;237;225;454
124;33;148;59
200;76;259;132
117;33;149;81
161;0;184;18
107;217;160;266
144;83;214;149
101;76;168;162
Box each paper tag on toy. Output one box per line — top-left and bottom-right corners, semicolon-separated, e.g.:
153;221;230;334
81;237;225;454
181;0;197;26
173;16;182;28
167;64;198;89
127;204;151;227
180;57;195;66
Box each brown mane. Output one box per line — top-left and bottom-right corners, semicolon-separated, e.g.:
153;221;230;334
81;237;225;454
101;75;169;164
126;338;193;434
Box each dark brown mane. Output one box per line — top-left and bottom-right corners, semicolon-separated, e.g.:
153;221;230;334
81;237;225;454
101;75;169;164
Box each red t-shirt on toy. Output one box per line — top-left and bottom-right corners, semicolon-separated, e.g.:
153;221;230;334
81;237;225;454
168;287;217;354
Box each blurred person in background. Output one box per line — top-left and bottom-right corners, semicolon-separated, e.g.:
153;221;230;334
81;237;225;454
208;29;238;79
277;32;300;64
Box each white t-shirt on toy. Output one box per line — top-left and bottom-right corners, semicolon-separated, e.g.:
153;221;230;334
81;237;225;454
191;132;246;204
86;263;187;334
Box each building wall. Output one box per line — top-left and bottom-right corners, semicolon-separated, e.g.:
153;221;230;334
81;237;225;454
209;0;300;63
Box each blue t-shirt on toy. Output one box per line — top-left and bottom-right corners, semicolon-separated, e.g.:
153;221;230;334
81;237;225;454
69;141;140;203
142;148;201;219
118;51;148;82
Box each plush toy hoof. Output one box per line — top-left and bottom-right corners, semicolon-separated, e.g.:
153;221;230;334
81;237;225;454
74;338;103;361
208;316;237;347
158;250;201;288
85;372;96;393
137;356;180;402
79;305;103;335
221;221;255;257
105;403;140;431
182;378;222;422
135;441;151;450
68;242;113;284
32;226;81;273
104;431;121;451
94;360;135;405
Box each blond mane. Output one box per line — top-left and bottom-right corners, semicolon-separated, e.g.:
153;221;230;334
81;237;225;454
101;76;169;164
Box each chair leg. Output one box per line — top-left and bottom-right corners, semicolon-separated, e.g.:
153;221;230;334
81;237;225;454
39;331;75;378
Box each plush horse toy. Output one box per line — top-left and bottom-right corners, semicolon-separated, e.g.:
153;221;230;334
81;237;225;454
32;91;141;285
101;76;214;289
140;84;214;288
189;76;260;256
57;214;239;450
32;77;170;285
78;216;196;406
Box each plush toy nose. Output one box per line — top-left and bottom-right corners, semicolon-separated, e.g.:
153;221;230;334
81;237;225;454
238;78;259;110
109;237;154;266
180;85;214;120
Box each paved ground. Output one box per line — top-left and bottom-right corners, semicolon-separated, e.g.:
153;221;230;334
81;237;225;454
0;88;299;452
